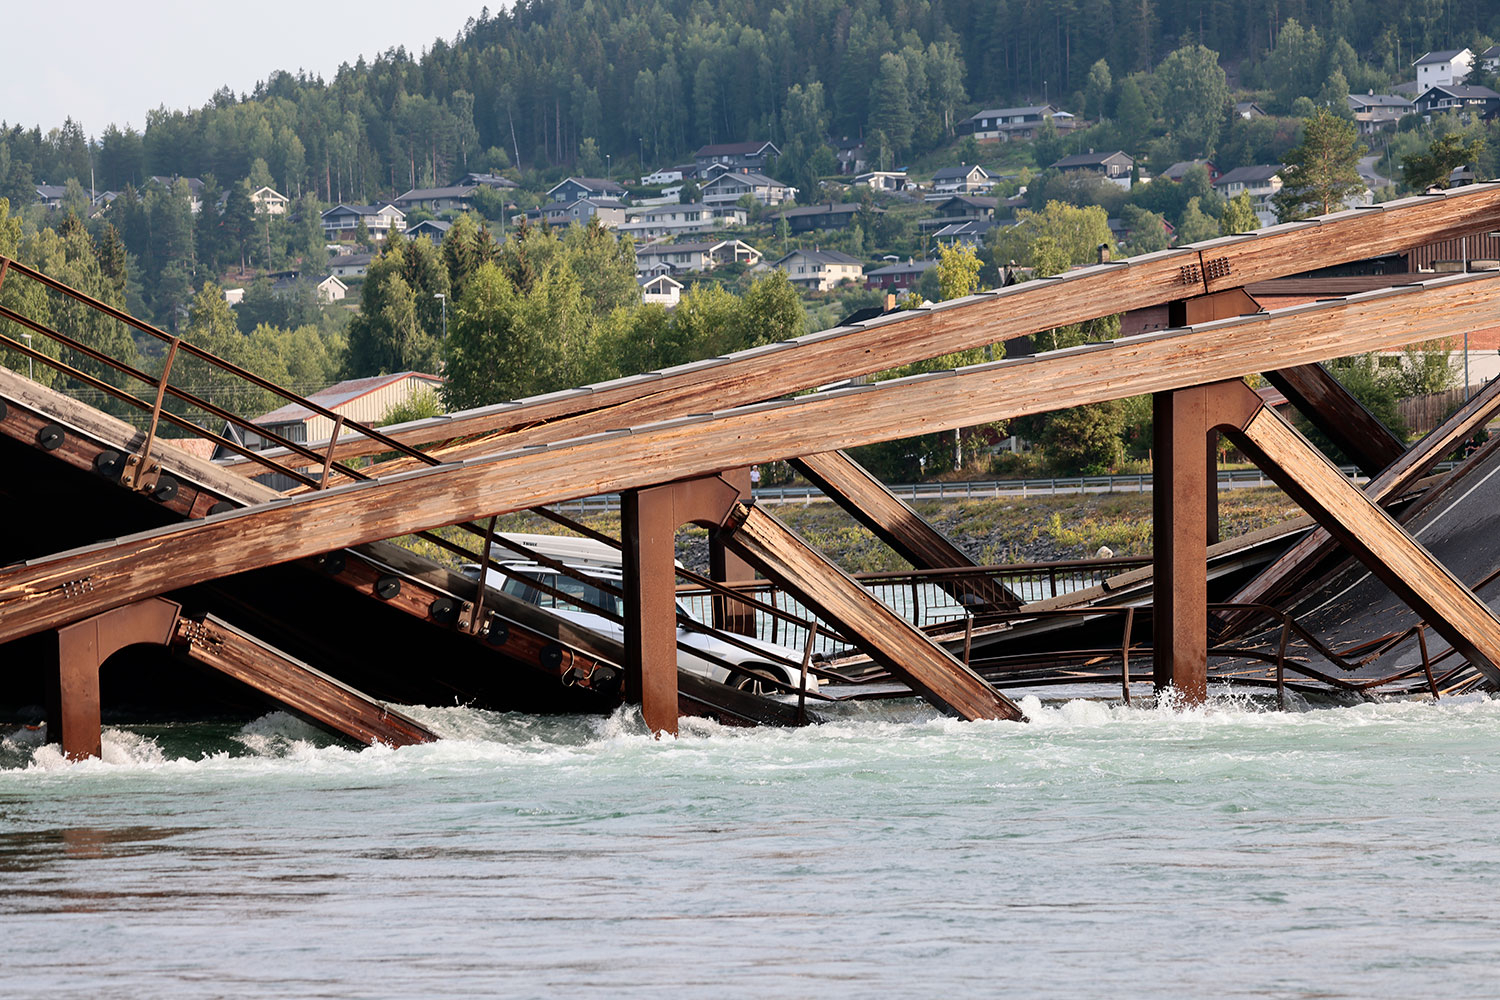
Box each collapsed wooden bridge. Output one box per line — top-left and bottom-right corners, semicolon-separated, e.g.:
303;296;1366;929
6;183;1500;754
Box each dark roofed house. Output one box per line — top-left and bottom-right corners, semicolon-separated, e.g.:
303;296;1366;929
918;195;997;233
393;184;479;214
865;258;935;291
1051;150;1134;188
1234;101;1267;119
328;252;374;279
34;184;69;209
1160;160;1219;183
1347;93;1415;133
834;137;868;175
776;202;879;233
465;172;518;189
693;140;781;173
1483;44;1500;73
930;164;993;195
1416;84;1500;118
930;218;994;249
407;219;453;243
546;177;627;204
957;104;1074;142
320;203;407;242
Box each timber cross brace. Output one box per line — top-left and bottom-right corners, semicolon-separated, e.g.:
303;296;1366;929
1152;379;1500;703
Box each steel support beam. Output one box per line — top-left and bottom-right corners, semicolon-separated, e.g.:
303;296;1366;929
46;597;182;759
621;475;745;736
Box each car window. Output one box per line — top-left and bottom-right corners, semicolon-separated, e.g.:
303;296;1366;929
508;570;622;617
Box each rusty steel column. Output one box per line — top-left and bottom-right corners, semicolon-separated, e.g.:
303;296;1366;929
1153;387;1212;703
1207;429;1220;546
709;467;757;637
46;597;181;759
621;476;745;736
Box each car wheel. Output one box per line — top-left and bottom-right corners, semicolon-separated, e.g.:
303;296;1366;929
728;667;783;696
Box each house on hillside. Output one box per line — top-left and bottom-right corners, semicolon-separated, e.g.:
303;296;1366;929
464;172;517;189
930;164;994;196
641;166;686;185
34;184;69;210
321;203;406;242
776;202;878;233
701;170;795;208
270;272;347;304
619;202;744;240
328;252;373;279
234;372;446;457
1160;160;1219;183
639;273;683;308
1234;101;1267;120
526;197;626;228
148;175;206;212
1051;150;1134;189
1415;84;1500;119
1347;93;1415;133
930;219;994;249
865;258;934;291
393;183;478;214
957;104;1074;142
918;195;997;233
854;170;909;192
249;186;289;215
693;141;781;173
406;219;452;243
634;239;762;275
1413;49;1474;89
546;177;627;203
774;248;862;291
1483;45;1500;74
1213;165;1283;228
835;137;868;175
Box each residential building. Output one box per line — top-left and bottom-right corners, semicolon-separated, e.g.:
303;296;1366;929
249;186;290;215
1051;150;1134;189
321;203;406;242
865;258;934;291
701;170;796;208
834;137;868;175
223;287;245;306
930;218;994;249
693;141;781;173
641;166;686;185
930;164;994;195
464;172;518;189
1415;84;1500;119
239;372;445;454
546;177;627;204
1483;45;1500;74
393;183;478;214
1234;101;1268;120
634;239;762;275
1413;49;1474;88
1213;165;1283;228
854;170;910;192
773;248;863;291
640;273;683;308
1160;160;1220;183
148;175;206;212
270;272;348;304
34;184;69;210
328;252;373;279
1346;93;1415;133
618;202;743;240
406;219;452;243
957;104;1075;142
776;202;878;234
918;195;997;233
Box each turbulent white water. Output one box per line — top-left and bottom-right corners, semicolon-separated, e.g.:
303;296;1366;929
4;694;1499;998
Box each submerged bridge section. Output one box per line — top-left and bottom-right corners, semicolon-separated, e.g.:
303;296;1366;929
5;184;1500;747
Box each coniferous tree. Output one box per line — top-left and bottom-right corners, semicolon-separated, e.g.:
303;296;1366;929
1273;109;1366;221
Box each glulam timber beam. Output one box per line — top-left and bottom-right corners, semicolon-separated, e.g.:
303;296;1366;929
791;451;1020;609
2;272;1498;643
722;503;1024;722
1223;373;1500;633
1263;363;1406;473
226;184;1500;469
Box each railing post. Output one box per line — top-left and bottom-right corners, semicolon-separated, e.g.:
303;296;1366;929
319;414;346;489
120;336;179;493
797;624;818;726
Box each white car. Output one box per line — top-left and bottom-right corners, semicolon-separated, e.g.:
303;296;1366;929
460;561;817;696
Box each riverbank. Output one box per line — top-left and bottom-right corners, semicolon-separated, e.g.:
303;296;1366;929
412;485;1303;575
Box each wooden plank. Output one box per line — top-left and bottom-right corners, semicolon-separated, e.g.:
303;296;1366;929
792;451;1020;608
174;614;438;747
1224;400;1500;684
721;503;1024;721
227;184;1500;469
1263;363;1405;473
1224;373;1500;631
1;272;1497;644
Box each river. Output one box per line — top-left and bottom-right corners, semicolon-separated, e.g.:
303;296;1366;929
3;693;1498;998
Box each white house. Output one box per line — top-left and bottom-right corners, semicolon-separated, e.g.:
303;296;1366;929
249;186;289;215
640;273;683;308
1051;150;1135;190
328;252;373;279
641;167;686;185
701;170;796;208
546;177;627;203
634;239;762;275
619;202;745;240
1413;49;1474;88
321;204;406;242
773;248;863;291
240;372;446;453
1213;165;1283;228
930;164;994;196
854;170;910;192
957;105;1074;142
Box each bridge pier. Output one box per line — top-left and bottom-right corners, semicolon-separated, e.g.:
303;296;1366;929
621;475;745;736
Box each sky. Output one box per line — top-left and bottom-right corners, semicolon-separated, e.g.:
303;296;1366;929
7;0;496;136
